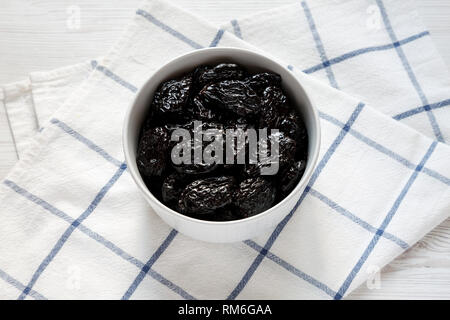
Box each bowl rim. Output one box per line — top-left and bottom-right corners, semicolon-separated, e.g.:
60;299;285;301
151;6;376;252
123;47;321;226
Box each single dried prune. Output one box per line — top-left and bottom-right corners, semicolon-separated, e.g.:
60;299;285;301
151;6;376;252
277;111;301;140
259;86;287;128
171;120;224;175
212;205;243;221
278;160;306;196
235;177;276;216
152;75;192;116
178;176;235;214
200;80;261;117
137;127;170;177
269;131;297;168
196;63;246;89
244;72;282;94
262;86;287;109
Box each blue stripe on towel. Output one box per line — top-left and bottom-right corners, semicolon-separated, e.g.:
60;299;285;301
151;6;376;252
3;179;195;300
16;163;127;300
136;9;203;49
227;102;365;300
122;229;179;300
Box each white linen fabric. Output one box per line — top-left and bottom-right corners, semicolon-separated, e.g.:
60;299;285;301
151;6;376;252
0;0;449;300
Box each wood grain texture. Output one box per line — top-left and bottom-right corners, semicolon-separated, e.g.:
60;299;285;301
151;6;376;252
0;0;449;299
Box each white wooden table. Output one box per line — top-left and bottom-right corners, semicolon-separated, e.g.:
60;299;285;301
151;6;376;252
0;0;449;299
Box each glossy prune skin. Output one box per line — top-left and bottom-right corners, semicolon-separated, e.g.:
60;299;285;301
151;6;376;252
259;86;287;128
244;72;282;94
187;97;222;122
162;172;188;204
235;177;276;217
278;160;306;197
137;127;170;177
195;63;246;89
269;131;297;169
277;111;302;140
178;176;236;214
171;120;223;175
199;80;261;117
152;75;192;116
262;86;287;110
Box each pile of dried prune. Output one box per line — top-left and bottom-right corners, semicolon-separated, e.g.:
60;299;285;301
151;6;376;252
137;63;308;221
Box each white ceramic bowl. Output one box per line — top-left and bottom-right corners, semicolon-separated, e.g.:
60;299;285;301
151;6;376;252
123;47;321;243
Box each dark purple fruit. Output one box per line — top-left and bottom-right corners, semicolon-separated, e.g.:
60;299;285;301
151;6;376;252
162;173;187;204
199;80;261;117
178;176;236;214
152;75;192;116
137;127;170;177
138;63;308;221
235;177;276;216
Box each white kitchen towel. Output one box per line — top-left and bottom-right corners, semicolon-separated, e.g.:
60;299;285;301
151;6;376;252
5;1;450;159
0;0;449;300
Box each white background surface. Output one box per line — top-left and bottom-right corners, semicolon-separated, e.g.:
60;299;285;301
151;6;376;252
0;0;449;299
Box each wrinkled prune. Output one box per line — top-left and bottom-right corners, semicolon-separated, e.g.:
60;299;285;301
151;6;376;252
200;80;261;117
196;63;246;89
137;127;170;177
245;72;282;94
138;62;309;222
278;160;306;196
258;86;289;128
235;177;276;216
269;131;297;168
178;176;235;214
152;75;192;116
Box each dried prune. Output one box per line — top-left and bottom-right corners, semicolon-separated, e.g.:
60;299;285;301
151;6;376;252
137;127;170;177
187;96;222;121
171;120;224;175
277;111;301;140
152;75;192;116
244;72;282;94
278;160;306;196
178;176;235;214
235;177;276;216
199;80;261;117
196;63;246;89
162;173;188;204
